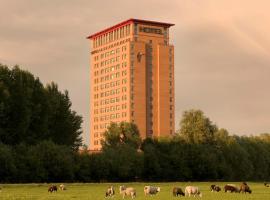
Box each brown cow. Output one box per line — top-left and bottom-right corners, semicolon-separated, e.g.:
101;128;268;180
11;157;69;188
210;185;221;192
172;187;185;196
48;185;57;193
240;182;252;194
224;184;239;193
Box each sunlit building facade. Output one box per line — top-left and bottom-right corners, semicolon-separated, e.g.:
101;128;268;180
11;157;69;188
87;19;175;151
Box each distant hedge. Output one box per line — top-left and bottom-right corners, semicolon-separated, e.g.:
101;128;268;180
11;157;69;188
1;133;270;183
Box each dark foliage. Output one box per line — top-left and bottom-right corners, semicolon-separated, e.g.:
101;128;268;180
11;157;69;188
0;64;82;149
1;65;270;183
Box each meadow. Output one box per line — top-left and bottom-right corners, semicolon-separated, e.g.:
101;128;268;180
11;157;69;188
0;182;270;200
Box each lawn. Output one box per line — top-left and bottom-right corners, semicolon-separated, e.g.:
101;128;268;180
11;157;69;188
0;182;269;200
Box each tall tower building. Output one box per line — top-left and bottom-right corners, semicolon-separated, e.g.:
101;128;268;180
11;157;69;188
87;19;175;151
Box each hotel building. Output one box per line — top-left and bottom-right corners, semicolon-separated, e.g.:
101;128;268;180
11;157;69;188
87;19;175;150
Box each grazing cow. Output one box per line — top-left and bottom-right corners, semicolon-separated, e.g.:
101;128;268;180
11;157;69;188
224;184;239;193
172;187;185;196
144;186;160;195
240;182;252;194
185;186;202;197
264;183;269;187
48;185;57;193
119;185;136;199
105;186;115;197
210;184;221;192
59;184;66;191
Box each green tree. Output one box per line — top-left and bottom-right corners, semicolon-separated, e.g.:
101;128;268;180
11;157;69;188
0;64;82;149
101;122;141;149
100;122;143;181
102;145;143;181
46;83;83;150
178;109;218;144
0;143;16;182
33;141;75;182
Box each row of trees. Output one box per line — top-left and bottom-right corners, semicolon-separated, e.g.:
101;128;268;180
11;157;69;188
92;112;270;182
1;64;270;183
1;121;270;182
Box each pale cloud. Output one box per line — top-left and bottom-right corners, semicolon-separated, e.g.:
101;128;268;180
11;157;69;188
0;0;269;144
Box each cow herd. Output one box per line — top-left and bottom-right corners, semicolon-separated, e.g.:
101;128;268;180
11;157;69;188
215;182;252;193
105;185;201;198
105;182;254;198
0;182;267;197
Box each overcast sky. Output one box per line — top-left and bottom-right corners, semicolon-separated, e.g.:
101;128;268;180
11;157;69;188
1;0;269;144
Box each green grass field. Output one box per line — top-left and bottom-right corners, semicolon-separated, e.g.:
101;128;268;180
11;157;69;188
0;182;270;200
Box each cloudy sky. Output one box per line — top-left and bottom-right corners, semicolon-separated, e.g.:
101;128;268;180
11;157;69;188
1;0;269;144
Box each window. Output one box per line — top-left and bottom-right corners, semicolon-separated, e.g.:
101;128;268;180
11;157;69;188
122;70;127;76
111;106;115;111
122;95;127;101
122;79;127;84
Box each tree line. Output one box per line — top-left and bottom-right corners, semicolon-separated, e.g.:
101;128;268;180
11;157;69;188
1;64;270;183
